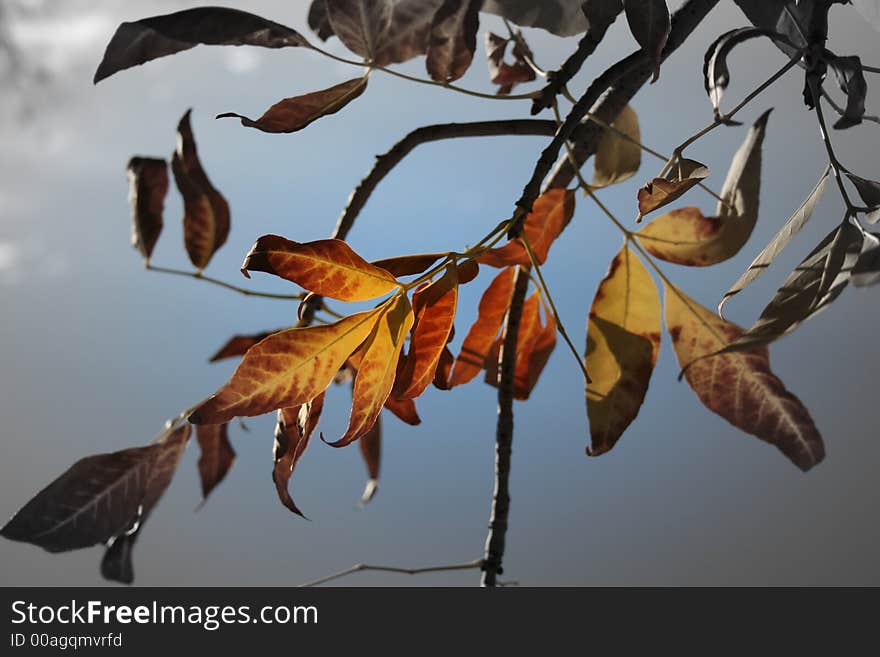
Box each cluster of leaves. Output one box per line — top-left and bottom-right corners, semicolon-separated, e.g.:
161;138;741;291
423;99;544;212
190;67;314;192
4;0;880;585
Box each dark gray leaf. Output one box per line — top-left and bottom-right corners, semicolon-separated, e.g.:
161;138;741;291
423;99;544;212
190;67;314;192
827;55;867;129
582;0;624;40
853;232;880;287
308;0;334;41
94;7;311;83
845;171;880;223
622;0;670;81
425;0;481;82
732;0;812;57
481;0;588;36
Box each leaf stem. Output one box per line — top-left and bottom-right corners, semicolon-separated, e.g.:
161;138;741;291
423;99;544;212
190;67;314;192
300;558;484;587
808;75;858;213
146;264;304;301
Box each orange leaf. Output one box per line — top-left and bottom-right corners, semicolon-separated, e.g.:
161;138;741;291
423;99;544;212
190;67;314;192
208;331;277;362
189;306;383;424
395;264;458;399
383;395;421;425
371;253;445;278
272;392;324;517
195;423;235;502
450;266;515;386
327;294;414;447
242;235;399;302
636;157;709;219
217;76;368;133
665;284;825;471
433;346;455;390
478;188;575;267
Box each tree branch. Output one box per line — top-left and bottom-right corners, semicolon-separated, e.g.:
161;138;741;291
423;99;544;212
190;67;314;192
300;559;484;587
531;28;608;115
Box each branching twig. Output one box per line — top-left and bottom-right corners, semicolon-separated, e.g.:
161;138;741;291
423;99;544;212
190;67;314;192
146;264;304;301
531;28;606;115
300;559;484;587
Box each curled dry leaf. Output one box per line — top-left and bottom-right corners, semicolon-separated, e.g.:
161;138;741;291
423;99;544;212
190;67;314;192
328;294;414;447
591;104;642;189
127;157;168;265
94;7;311;83
721;221;864;353
395;264;458;399
450;266;516;386
426;0;481;82
586;246;661;456
622;0;670;82
637;110;769;266
189;306;384;425
853;232;880;287
172;110;230;271
272;393;324;517
208;331;279;362
637;157;709;219
217;76;368;134
481;0;589;37
358;414;382;505
308;0;335;41
845;171;880;224
719;165;831;316
665;285;824;471
382;395;422;425
478;188;576;267
195;423;236;503
485;31;537;95
827;55;867;130
242;236;399;302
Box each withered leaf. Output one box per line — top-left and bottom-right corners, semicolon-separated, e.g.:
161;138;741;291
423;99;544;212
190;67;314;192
591;105;642;189
172;110;230;271
637;110;770;266
371;253;445;278
195;423;236;503
127;157;168;265
94;7;311;83
827;55;867;130
637;157;709;219
665;285;824;471
208;331;280;362
481;0;589;37
272;393;324;517
426;0;481;82
845;171;880;224
485;31;537;95
242;236;399;302
622;0;670;82
217;76;368;134
853;232;880;287
358;414;382;505
308;0;335;41
586;246;661;456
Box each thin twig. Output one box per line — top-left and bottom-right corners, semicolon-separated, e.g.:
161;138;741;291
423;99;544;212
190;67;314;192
146;265;304;301
809;75;858;213
300;559;484;587
531;27;607;114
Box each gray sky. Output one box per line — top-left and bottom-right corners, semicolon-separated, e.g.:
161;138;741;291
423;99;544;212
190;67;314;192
1;0;879;586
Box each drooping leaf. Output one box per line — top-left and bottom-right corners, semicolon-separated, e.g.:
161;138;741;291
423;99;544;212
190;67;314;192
217;76;368;134
272;393;324;518
2;424;190;556
327;294;414;447
426;0;481;82
637;110;770;266
195;423;235;503
591;104;641;189
382;395;422;425
719;165;831;316
433;346;455;390
622;0;670;82
242;236;399;302
395;265;458;399
636;157;709;219
209;331;279;362
731;0;810;58
94;7;311;83
721;221;864;352
450;266;516;386
485;31;537;95
358;414;382;505
308;0;335;41
481;0;589;37
126;157;168;265
586;246;661;456
371;253;445;278
172;110;230;271
827;55;867;129
189;306;384;425
853;232;880;287
478;188;576;267
665;285;824;471
845;171;880;223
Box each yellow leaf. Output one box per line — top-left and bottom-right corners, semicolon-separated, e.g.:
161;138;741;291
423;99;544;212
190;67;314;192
591;104;642;188
586;246;661;456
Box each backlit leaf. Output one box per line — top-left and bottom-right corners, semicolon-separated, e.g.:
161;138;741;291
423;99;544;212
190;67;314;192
485;31;537;95
433;346;455;390
637;157;709;219
242;236;399;302
209;331;279;362
478;188;576;267
189;306;384;425
127;157;168;265
195;423;235;503
272;393;324;518
450;266;515;386
586;246;661;456
637;110;769;265
665;285;824;471
358;414;381;505
217;76;368;134
172;110;230;271
591;104;642;189
426;0;481;82
383;395;422;425
328;294;414;447
371;253;445;278
94;7;311;83
622;0;670;81
719;165;831;316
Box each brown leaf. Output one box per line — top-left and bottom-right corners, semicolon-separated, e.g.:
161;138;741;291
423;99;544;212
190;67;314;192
665;284;824;471
195;423;236;502
637;157;709;219
371;253;445;278
127;157;168;264
208;331;278;362
272;393;325;517
622;0;670;82
426;0;481;82
242;235;399;302
478;189;576;267
217;77;368;134
94;7;311;83
433;345;455;390
172;110;230;271
450;266;515;386
591;105;642;189
358;414;382;505
485;31;537;95
481;0;590;37
382;395;422;425
308;0;335;41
